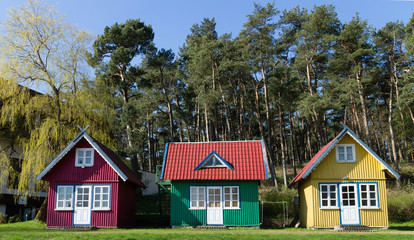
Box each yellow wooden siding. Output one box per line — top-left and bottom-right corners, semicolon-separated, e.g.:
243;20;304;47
299;178;313;227
310;179;340;228
298;133;390;228
310;134;386;180
305;179;388;228
359;180;388;227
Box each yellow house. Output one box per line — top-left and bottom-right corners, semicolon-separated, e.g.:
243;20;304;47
289;124;400;229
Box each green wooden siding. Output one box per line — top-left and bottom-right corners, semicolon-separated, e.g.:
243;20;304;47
170;180;259;226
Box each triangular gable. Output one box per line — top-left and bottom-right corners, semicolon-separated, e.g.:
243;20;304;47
194;151;234;170
35;129;143;187
289;124;400;187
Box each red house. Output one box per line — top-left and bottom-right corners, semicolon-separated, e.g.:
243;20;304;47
36;128;145;228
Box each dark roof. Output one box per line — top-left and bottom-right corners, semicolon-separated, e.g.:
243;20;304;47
92;136;144;187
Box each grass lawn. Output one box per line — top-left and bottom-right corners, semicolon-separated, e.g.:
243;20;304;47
1;221;414;240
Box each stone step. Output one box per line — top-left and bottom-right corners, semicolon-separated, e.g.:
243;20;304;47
335;225;371;232
196;225;227;230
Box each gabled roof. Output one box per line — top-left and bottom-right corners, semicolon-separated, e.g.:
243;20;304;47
161;140;269;180
288;124;400;187
36;128;145;188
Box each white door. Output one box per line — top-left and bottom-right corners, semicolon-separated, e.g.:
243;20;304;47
207;187;223;225
340;183;359;225
74;186;92;225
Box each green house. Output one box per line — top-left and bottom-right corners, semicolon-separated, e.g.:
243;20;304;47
160;140;269;227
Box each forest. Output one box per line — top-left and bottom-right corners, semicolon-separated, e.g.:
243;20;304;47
0;0;413;194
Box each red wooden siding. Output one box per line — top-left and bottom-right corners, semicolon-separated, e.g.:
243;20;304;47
91;183;118;228
46;183;72;227
45;138;119;183
46;182;120;228
43;138;135;228
117;182;137;227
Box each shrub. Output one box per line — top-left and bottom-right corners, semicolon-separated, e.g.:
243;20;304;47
7;215;21;223
259;187;298;219
0;213;6;224
387;190;414;222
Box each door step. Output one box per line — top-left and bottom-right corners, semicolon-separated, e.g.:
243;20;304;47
196;226;227;230
335;225;371;232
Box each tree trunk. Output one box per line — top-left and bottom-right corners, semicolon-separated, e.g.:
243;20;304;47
305;62;324;147
356;68;371;147
163;88;174;141
218;81;232;141
147;118;153;173
278;103;287;187
252;77;277;187
350;94;361;136
388;73;400;189
35;197;47;222
204;104;210;142
408;105;414;125
306;122;313;159
261;68;278;188
289;112;297;176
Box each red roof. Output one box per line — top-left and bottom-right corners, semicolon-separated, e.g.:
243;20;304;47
289;139;336;187
162;141;268;180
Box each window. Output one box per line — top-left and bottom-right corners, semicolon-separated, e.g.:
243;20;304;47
224;186;239;209
359;184;378;208
203;156;224;167
190;186;205;209
56;186;73;210
194;152;234;171
93;186;110;210
202;154;226;168
75;148;94;167
336;144;356;162
320;184;338;209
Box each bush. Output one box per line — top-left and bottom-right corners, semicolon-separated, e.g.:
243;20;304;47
388;190;414;222
0;213;6;224
259;187;298;219
7;215;21;223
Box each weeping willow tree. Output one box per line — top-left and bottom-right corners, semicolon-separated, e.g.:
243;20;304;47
0;0;113;197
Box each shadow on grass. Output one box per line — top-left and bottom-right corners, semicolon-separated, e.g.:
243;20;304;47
389;226;414;231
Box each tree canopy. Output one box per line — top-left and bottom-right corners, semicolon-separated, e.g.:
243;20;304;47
1;0;413;191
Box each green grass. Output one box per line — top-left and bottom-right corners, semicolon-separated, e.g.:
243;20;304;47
1;221;414;240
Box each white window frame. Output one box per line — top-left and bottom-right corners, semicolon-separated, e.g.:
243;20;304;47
55;185;74;211
93;185;111;210
336;144;356;163
359;183;379;209
319;184;338;209
189;186;206;209
223;186;240;209
75;148;94;167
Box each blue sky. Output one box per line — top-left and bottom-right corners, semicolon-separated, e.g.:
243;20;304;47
0;0;413;54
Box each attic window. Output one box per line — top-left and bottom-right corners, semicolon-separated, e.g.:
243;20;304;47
75;148;94;167
336;144;355;163
203;155;226;168
194;151;234;170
